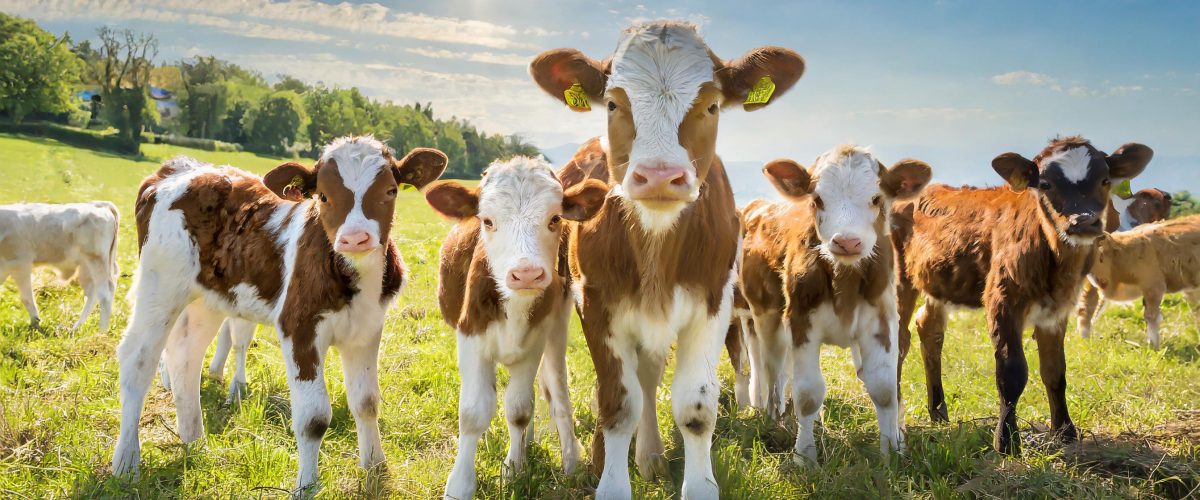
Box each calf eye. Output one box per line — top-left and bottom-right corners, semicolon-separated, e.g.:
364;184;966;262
1038;181;1052;191
607;101;617;112
318;193;328;203
812;195;824;210
708;103;719;115
871;195;883;207
1101;178;1111;187
481;217;494;229
549;215;562;228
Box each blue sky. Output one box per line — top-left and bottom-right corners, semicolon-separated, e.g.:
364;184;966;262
5;0;1198;198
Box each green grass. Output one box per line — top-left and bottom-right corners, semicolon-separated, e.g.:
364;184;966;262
0;133;1198;498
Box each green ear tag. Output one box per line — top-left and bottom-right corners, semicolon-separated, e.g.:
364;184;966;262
1113;179;1133;199
564;83;591;111
744;76;776;105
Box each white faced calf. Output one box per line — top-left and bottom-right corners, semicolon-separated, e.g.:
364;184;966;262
424;157;607;499
740;146;930;461
112;137;447;491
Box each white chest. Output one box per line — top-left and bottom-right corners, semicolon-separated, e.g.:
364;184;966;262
807;300;889;348
609;285;708;357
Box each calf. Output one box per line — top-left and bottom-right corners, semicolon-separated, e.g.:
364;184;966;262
895;136;1151;454
111;137;447;490
1108;188;1172;231
424;157;607;499
740;146;931;460
158;317;257;404
1078;215;1200;348
0;201;119;331
530;20;805;498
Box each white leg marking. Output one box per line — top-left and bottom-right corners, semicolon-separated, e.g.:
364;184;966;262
338;333;385;469
634;351;666;480
537;309;580;474
790;340;825;463
165;301;223;444
445;333;496;500
279;333;331;491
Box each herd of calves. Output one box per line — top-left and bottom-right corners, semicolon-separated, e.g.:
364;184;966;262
1;20;1197;499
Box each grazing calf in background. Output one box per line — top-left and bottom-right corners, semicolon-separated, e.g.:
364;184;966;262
530;20;805;498
1107;188;1172;232
112;137;447;490
740;147;931;461
425;157;607;499
0;201;119;331
894;137;1151;454
1078;216;1200;348
159;317;257;404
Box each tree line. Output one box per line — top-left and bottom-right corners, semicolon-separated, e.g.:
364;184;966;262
0;13;539;177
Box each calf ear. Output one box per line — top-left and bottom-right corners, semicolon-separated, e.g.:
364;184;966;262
991;153;1038;191
263;162;316;199
529;49;609;111
881;159;932;200
424;181;479;220
717;46;805;111
561;179;608;221
1106;143;1153;181
393;147;448;190
762;159;812;199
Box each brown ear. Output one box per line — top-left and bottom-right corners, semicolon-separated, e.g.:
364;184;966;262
717;46;805;111
991;152;1038;192
762;159;812;199
529;48;609;111
393;147;448;190
263;162;316;199
881;159;933;200
561;179;608;221
424;181;479;220
1106;143;1153;181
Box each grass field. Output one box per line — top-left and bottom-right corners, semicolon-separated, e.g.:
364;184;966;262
0;133;1198;498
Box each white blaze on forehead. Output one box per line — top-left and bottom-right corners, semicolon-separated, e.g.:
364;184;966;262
477;156;564;294
320;135;390;249
607;22;715;169
1042;146;1093;183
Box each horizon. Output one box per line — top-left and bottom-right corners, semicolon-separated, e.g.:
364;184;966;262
4;0;1198;199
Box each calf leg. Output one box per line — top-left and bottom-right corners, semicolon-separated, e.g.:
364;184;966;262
12;264;39;328
591;339;641;500
1185;289;1200;328
857;315;903;456
71;263;103;332
671;313;726;499
445;333;496;500
790;339;825;463
1143;288;1164;349
740;315;762;408
503;353;540;477
1033;320;1077;443
988;306;1028;455
634;350;666;480
207;319;234;380
1077;282;1102;339
164;302;224;444
896;280;918;391
279;332;332;491
725;320;750;407
112;274;190;476
226;319;256;403
914;299;949;422
158;312;189;392
98;267;115;332
538;311;580;474
751;311;789;421
338;335;385;470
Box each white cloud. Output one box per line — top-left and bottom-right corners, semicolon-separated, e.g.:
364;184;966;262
847;107;996;120
1106;85;1143;95
404;47;529;66
991;70;1062;91
184;13;332;42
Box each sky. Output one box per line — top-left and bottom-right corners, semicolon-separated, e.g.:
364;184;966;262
4;0;1199;200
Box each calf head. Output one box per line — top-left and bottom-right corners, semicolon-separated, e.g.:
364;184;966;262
530;20;805;232
762;145;931;267
1128;188;1172;227
425;157;607;296
264;136;447;259
993;136;1152;245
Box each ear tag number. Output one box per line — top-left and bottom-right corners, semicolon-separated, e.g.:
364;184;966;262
564;82;591;111
744;76;776;105
1113;179;1132;198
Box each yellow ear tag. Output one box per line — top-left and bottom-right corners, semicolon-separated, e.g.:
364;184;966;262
399;183;416;191
744;76;776;105
564;82;591;111
1113;179;1132;199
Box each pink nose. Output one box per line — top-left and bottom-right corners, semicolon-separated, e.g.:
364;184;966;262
830;235;863;256
627;163;691;202
336;230;374;253
507;265;548;290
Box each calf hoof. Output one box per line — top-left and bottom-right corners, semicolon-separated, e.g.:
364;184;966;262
636;452;668;481
929;401;949;423
561;438;581;474
993;419;1022;456
292;480;321;500
594;474;632;500
1055;422;1079;444
793;444;819;466
29;318;41;331
111;442;141;478
443;472;477;500
225;382;249;405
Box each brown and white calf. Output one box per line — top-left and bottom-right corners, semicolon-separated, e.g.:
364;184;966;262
111;137;447;490
424;157;607;499
158;317;257;403
1107;188;1172;232
0;202;119;331
530;20;805;498
740;146;930;461
1078;215;1200;349
894;136;1151;454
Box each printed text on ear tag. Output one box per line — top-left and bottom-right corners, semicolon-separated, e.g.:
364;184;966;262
564;83;591;111
744;76;776;105
1114;179;1133;199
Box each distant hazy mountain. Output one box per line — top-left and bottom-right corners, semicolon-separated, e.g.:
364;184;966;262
540;143;583;165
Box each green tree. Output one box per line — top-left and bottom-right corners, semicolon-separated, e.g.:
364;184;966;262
75;27;157;150
0;13;83;123
1171;191;1200;218
245;90;304;155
